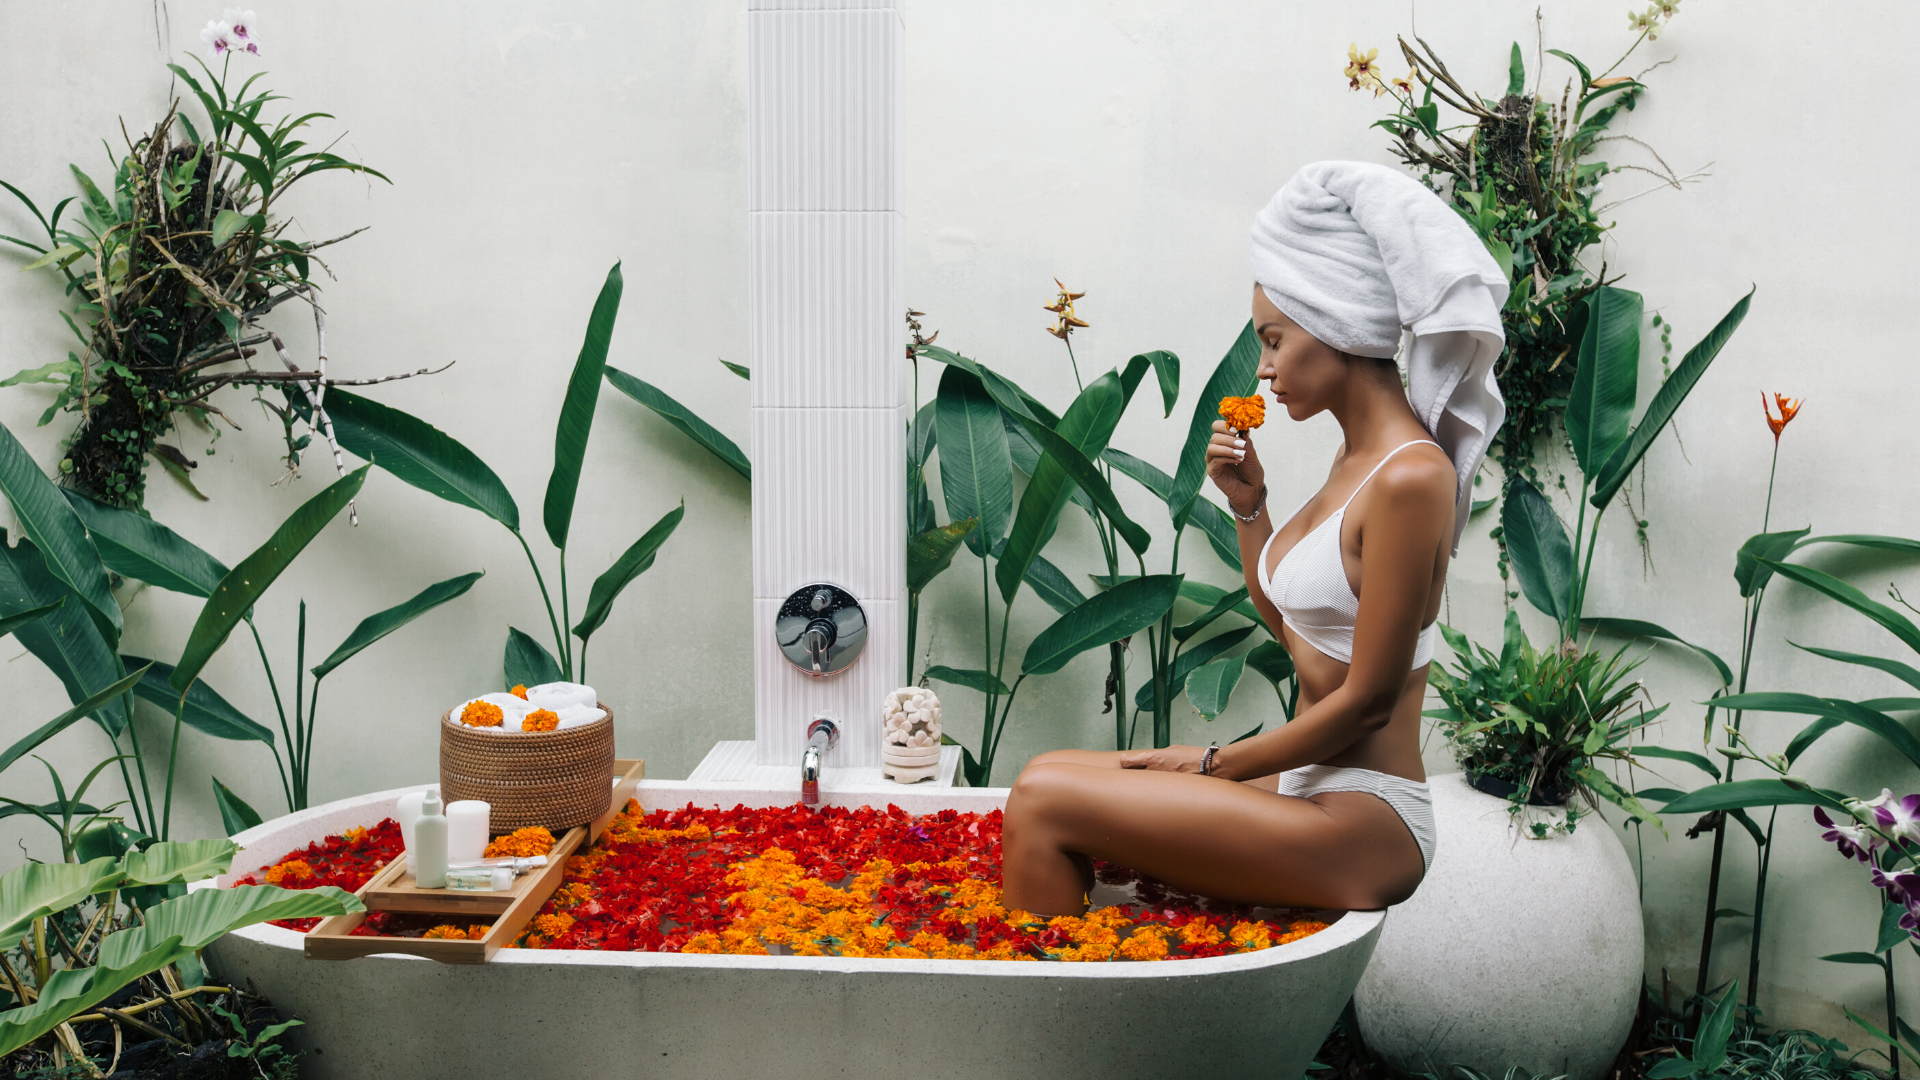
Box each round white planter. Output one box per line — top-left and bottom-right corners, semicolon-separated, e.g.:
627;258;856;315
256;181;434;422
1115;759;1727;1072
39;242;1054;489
1354;772;1643;1080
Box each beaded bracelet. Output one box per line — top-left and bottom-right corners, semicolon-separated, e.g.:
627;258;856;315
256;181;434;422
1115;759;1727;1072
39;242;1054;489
1229;486;1267;524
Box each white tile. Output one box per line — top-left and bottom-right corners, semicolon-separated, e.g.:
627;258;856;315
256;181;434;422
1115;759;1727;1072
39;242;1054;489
750;0;896;9
747;211;904;411
753;596;903;767
750;405;905;602
747;9;900;211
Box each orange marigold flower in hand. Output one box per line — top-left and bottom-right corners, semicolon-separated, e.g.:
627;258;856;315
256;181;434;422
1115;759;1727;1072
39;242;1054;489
509;684;529;700
522;709;560;732
1763;392;1803;442
485;826;555;859
1218;395;1265;432
457;700;504;728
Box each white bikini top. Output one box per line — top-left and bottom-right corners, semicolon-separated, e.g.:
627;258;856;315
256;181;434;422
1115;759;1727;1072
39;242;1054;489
1256;440;1442;669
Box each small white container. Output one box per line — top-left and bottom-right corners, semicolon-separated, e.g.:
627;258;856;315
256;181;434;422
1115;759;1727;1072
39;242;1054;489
396;786;439;876
446;800;490;864
414;791;449;889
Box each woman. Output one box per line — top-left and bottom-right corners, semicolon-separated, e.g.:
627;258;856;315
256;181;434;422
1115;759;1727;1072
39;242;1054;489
1001;161;1510;916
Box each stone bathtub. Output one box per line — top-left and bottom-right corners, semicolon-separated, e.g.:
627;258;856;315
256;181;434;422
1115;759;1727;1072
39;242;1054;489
197;779;1385;1080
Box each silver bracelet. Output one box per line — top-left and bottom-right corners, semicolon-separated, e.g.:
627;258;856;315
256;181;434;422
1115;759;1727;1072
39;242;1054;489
1201;742;1221;777
1229;487;1266;524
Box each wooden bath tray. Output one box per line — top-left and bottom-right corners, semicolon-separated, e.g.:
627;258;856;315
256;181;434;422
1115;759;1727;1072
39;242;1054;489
303;758;643;964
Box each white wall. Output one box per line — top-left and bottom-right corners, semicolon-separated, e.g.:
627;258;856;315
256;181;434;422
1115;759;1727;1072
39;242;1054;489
3;0;1916;1044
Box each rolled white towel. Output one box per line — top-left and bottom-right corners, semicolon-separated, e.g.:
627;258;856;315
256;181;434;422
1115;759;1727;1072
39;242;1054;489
529;682;597;711
556;703;607;729
453;693;535;727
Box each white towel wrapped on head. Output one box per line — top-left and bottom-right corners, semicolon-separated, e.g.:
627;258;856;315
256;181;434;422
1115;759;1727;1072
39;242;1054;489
1250;161;1509;552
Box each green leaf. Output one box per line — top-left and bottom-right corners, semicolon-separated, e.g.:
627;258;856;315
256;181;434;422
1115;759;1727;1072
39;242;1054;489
172;465;370;692
1105;448;1242;572
603;366;751;481
1245;640;1296;688
0;417;121;644
918;346;1059;427
313;571;485;679
1025;575;1183;677
908;519;977;595
1659;779;1847;815
1695;982;1738;1071
122;838;238;886
1127;350;1180;417
1761;560;1920;657
544;262;623;550
0;857;125;944
0;360;79;388
1023;554;1087;616
1879;900;1909;955
1170;322;1260;528
1564;287;1644;477
0;664;150;778
1185;655;1245;720
0;532;129;734
1645;1060;1697;1080
1714;692;1920;768
1734;527;1811;598
63;491;229;598
1792;643;1920;694
1784;716;1843;766
0;884;361;1058
1582;617;1733;686
572;503;683;643
923;665;1012;697
324;389;520;531
940;733;988;788
1592;289;1753;508
210;208;250;248
119;657;271;744
504;626;564;688
1138;626;1258;711
1502;476;1575;623
720;359;750;380
0;599;63;641
1632;745;1720;780
1573;764;1663;831
911;400;937;467
935;367;1017;560
1231;723;1263;744
211;777;263;837
1506;41;1527;96
1175;586;1251;642
16;244;83;273
1844;1007;1915;1060
1799;533;1920;557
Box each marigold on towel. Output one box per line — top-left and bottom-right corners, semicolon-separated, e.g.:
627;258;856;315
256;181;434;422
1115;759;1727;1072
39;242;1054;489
457;700;504;728
1218;395;1266;432
522;708;560;732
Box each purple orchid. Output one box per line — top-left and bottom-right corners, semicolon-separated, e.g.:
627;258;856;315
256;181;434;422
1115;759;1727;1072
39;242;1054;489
1815;806;1882;863
1877;792;1920;846
1871;864;1920;906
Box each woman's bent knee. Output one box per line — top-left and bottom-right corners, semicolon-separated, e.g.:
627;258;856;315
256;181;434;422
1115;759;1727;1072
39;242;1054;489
1008;761;1086;818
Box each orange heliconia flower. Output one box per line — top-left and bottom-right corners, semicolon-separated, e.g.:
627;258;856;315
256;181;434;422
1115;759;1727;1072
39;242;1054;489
1762;392;1803;442
1044;279;1089;340
1218;395;1266;432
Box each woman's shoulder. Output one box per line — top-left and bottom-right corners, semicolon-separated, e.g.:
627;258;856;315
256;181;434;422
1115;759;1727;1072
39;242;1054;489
1362;441;1455;515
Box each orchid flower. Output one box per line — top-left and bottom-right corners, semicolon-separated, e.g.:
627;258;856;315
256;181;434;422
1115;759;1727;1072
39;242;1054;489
1870;865;1920;905
1876;793;1920;845
223;8;261;53
200;19;235;56
1815;807;1882;863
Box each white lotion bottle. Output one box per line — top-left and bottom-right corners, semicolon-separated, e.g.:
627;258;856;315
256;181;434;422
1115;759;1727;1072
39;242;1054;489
414;790;449;889
397;785;438;876
446;800;490;864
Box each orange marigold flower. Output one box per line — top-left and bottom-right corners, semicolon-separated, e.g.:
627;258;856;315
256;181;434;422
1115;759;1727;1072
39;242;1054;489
509;684;529;700
1763;392;1803;443
1179;919;1226;947
342;826;368;845
423;924;468;940
522;708;560;732
1218;395;1265;431
469;924;493;939
457;700;504;728
263;859;313;885
485;826;556;859
1229;920;1273;951
1118;926;1171;961
532;913;575;939
681;933;724;954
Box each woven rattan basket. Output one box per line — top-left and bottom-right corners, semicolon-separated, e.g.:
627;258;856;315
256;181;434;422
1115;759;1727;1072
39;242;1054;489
439;705;615;833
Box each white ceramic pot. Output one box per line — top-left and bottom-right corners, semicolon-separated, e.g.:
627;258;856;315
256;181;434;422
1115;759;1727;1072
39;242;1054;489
1354;772;1643;1080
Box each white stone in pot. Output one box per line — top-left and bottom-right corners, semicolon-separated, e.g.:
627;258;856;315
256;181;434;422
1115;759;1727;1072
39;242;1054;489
881;687;942;784
1354;773;1643;1080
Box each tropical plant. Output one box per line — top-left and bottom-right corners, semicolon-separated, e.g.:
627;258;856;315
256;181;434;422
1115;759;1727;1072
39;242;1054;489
1351;9;1699;489
0;29;436;509
0;836;360;1069
1426;610;1666;835
316;262;685;686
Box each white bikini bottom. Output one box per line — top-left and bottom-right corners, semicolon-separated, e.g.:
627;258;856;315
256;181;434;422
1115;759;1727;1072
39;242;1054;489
1276;764;1436;874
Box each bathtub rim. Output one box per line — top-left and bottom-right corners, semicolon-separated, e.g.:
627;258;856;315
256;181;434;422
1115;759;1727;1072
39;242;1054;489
195;779;1385;982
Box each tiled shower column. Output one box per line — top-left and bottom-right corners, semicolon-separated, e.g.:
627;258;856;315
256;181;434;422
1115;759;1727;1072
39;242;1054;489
748;0;904;768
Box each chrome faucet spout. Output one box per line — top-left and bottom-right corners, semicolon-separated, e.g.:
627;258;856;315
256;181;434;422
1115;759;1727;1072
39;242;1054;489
800;716;839;806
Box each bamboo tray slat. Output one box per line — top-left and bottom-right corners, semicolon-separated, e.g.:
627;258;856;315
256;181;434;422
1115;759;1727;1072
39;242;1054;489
303;758;643;964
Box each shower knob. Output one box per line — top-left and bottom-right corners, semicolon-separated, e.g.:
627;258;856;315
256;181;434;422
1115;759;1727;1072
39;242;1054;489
776;583;867;677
